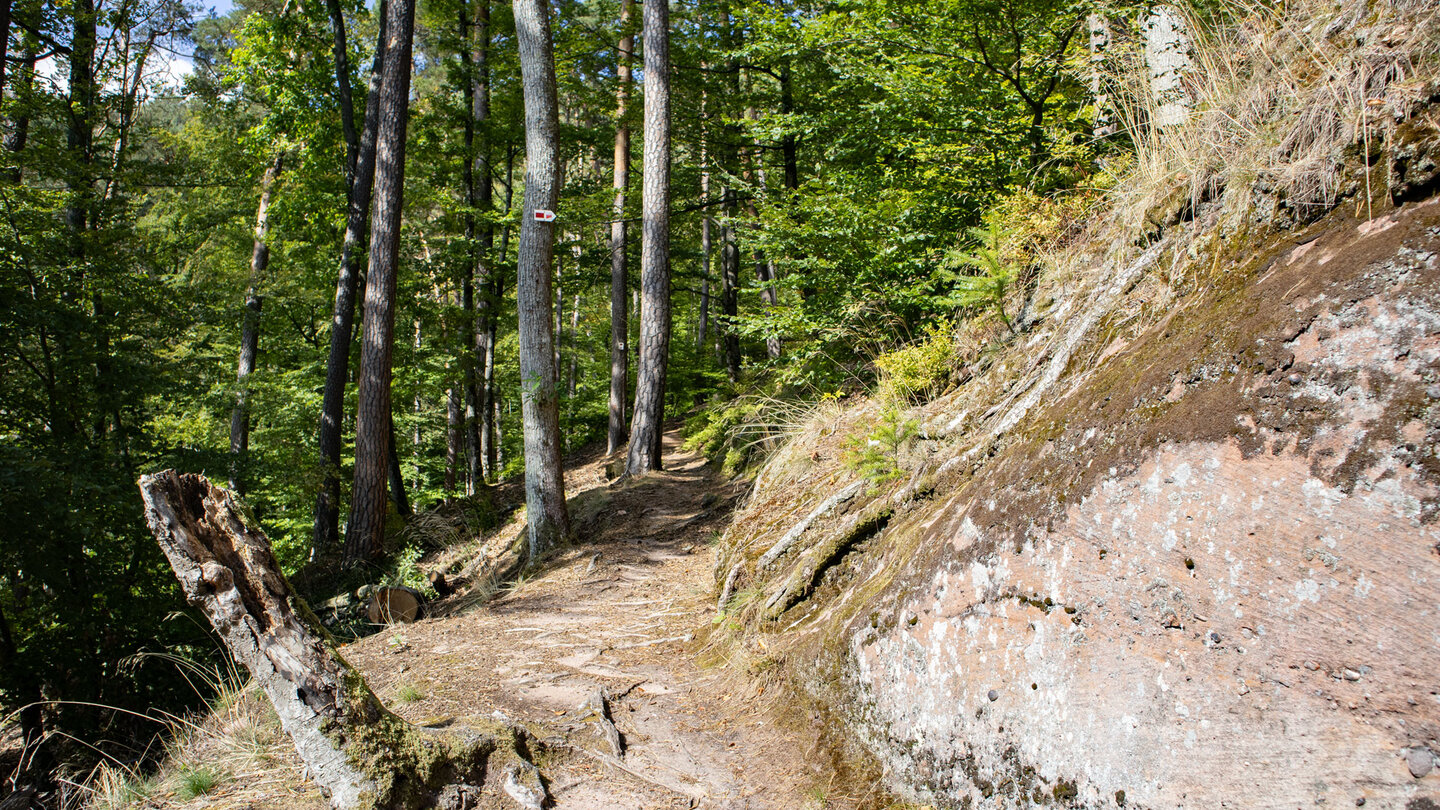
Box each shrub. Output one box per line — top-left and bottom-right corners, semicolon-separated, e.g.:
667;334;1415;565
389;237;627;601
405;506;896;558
382;545;438;599
874;323;956;404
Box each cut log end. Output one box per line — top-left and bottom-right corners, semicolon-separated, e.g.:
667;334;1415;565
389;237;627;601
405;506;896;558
368;586;424;624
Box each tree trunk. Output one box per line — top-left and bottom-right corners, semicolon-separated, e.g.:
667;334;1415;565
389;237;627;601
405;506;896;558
1145;4;1192;131
325;0;358;180
0;0;10;96
625;0;670;475
482;144;515;480
719;185;740;381
697;107;712;354
1087;13;1117;140
743;100;781;361
315;3;387;559
138;472;546;810
230;154;283;496
513;0;571;556
607;0;634;455
388;413;411;518
344;0;416;567
460;0;493;494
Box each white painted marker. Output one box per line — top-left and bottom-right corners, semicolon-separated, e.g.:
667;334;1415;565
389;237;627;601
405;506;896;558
533;209;556;222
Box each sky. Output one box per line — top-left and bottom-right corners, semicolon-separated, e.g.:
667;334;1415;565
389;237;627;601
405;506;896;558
33;0;241;94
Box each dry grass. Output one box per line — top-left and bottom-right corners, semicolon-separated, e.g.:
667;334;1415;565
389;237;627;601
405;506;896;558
1100;0;1439;234
75;660;325;810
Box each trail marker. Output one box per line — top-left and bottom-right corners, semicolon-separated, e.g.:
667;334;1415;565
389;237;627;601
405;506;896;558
533;209;556;222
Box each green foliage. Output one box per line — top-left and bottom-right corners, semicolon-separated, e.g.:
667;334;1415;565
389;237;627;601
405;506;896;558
939;225;1017;331
874;323;957;405
383;546;439;600
842;409;919;490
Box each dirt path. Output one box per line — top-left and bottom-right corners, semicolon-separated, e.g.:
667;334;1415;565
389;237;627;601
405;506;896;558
344;430;859;809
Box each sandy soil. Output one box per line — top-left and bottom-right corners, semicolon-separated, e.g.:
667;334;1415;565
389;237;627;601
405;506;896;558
341;430;870;810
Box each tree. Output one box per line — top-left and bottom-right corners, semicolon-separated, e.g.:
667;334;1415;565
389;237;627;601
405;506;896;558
626;0;672;474
229;152;283;495
513;0;570;556
315;1;387;558
1145;4;1192;130
344;0;417;567
607;0;635;455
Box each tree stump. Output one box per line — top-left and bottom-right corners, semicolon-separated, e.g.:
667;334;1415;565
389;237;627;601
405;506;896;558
138;471;545;810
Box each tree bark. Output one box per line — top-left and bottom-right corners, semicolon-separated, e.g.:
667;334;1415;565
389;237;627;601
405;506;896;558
513;0;570;556
315;2;387;559
607;0;634;455
625;0;671;475
1145;4;1192;130
482;144;516;480
0;0;10;96
743;100;780;360
139;472;545;810
344;0;416;567
1087;13;1117;140
697;94;712;353
230;154;283;496
325;0;359;181
460;0;493;494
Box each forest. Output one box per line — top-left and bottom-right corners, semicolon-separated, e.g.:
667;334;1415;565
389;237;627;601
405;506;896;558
3;0;1437;802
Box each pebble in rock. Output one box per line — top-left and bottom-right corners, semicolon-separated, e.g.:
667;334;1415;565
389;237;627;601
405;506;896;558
988;689;999;702
1408;747;1434;779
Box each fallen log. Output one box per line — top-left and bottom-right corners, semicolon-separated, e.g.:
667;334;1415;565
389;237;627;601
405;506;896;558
138;471;545;810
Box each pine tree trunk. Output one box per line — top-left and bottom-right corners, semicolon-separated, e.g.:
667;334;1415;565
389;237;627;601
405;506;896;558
230;154;282;495
315;4;387;559
344;0;416;567
607;0;634;455
626;0;671;474
139;472;546;810
514;0;570;556
1145;4;1192;130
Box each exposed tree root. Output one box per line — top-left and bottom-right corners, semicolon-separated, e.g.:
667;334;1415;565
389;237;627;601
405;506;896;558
763;504;893;620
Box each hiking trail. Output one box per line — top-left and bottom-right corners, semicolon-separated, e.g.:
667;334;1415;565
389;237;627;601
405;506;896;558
336;429;865;809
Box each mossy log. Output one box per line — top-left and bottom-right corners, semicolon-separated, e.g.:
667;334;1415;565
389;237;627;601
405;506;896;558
138;471;545;810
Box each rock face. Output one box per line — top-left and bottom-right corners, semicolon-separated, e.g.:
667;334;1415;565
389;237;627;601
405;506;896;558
722;182;1440;807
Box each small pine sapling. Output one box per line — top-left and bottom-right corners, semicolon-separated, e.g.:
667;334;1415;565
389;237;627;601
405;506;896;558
842;408;919;490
